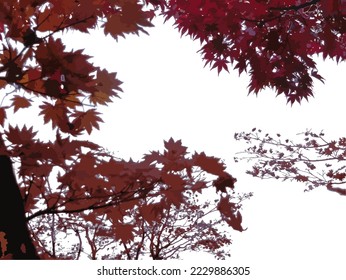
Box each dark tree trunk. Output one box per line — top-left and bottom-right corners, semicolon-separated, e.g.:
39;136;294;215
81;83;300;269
0;155;39;259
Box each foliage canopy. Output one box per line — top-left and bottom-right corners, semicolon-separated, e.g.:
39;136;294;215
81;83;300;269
0;0;344;259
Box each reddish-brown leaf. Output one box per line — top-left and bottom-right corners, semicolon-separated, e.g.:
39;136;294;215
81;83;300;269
217;195;244;232
5;125;37;145
39;102;69;130
213;174;237;192
114;222;134;244
0;107;7;126
139;204;161;224
0;79;7;89
89;69;122;105
103;1;154;39
164;138;187;156
194;152;226;176
11;95;32;112
71;109;104;134
164;189;183;208
161;173;185;190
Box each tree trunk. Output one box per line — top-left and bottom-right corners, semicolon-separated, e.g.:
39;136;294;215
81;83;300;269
0;155;39;259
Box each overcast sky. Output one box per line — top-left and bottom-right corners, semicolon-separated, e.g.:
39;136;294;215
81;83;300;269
7;15;346;279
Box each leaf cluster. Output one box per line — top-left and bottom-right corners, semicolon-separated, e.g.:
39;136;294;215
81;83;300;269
162;0;345;103
0;126;247;259
0;0;160;134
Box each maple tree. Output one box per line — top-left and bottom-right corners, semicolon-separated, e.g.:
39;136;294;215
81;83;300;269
0;126;245;259
234;129;346;196
0;0;250;260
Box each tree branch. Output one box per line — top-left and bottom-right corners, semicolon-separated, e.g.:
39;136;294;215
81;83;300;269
326;184;346;196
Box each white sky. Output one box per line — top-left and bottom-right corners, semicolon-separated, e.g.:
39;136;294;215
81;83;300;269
4;16;346;279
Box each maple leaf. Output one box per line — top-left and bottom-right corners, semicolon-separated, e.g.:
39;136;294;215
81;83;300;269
56;91;81;108
96;159;126;178
217;195;244;232
164;189;183;208
190;180;207;193
35;7;63;33
71;109;104;134
161;172;185;191
0;79;7;89
103;0;154;39
11;95;32;112
39;102;70;130
193;152;226;176
114;222;134;244
0;107;7;126
213;174;237;193
5;125;37;145
139;203;161;224
89;69;123;105
164;138;187;157
23;67;43;88
211;59;230;75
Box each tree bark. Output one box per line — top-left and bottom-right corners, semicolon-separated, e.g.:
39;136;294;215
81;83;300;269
0;155;39;259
